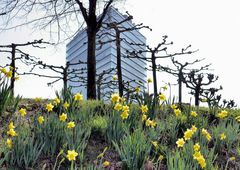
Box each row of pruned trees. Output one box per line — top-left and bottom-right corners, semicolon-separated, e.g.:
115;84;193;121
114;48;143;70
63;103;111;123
0;1;235;107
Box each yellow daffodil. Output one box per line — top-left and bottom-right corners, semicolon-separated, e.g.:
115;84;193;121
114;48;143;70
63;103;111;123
6;138;13;149
7;128;17;137
111;93;119;103
59;113;67;122
114;103;122;111
122;105;129;112
158;155;164;161
97;147;108;158
191;125;197;133
162;86;168;91
145;118;156;128
8;122;15;130
202;128;212;141
142;114;147;122
193;151;202;160
66;150;78;161
46;103;54;112
151;120;157;128
6;71;12;78
174;109;181;117
220;133;226;140
193;152;206;169
159;94;166;101
135;86;141;93
74;93;83;101
140;105;148;114
112;75;118;80
201;98;208;102
34;97;42;102
198;156;206;169
147;78;152;83
38;116;44;124
103;161;110;167
171;104;177;109
14;75;20;81
217;110;228;119
63;102;70;109
0;68;7;74
121;111;129;120
235;115;240;122
151;141;158;149
53;97;61;105
119;97;125;103
193;143;200;152
184;129;194;141
190;111;198;117
19;108;27;117
67;121;75;129
176;138;185;148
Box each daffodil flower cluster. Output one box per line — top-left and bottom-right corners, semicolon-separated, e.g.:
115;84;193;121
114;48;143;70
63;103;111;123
111;94;129;120
235;115;240;122
140;105;148;114
193;143;209;169
217;110;228;119
193;150;206;169
7;121;17;137
145;118;157;128
201;128;212;141
0;66;19;80
176;125;198;148
6;122;17;149
121;105;129;120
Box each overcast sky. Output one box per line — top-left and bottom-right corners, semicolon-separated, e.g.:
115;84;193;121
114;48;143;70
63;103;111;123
0;0;240;106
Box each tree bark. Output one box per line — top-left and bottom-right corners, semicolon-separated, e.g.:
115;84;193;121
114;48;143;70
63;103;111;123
87;27;97;99
63;67;68;100
10;44;16;96
195;88;200;106
116;30;123;97
178;70;183;104
97;84;101;100
152;52;158;98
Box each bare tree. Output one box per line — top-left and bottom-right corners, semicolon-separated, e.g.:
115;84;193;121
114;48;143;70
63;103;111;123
200;86;222;108
97;11;151;97
127;36;197;99
158;57;210;104
0;39;52;95
0;0;123;99
183;71;218;106
21;59;86;99
70;68;116;100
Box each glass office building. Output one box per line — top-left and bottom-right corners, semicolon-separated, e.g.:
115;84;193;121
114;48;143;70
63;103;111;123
66;7;147;99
